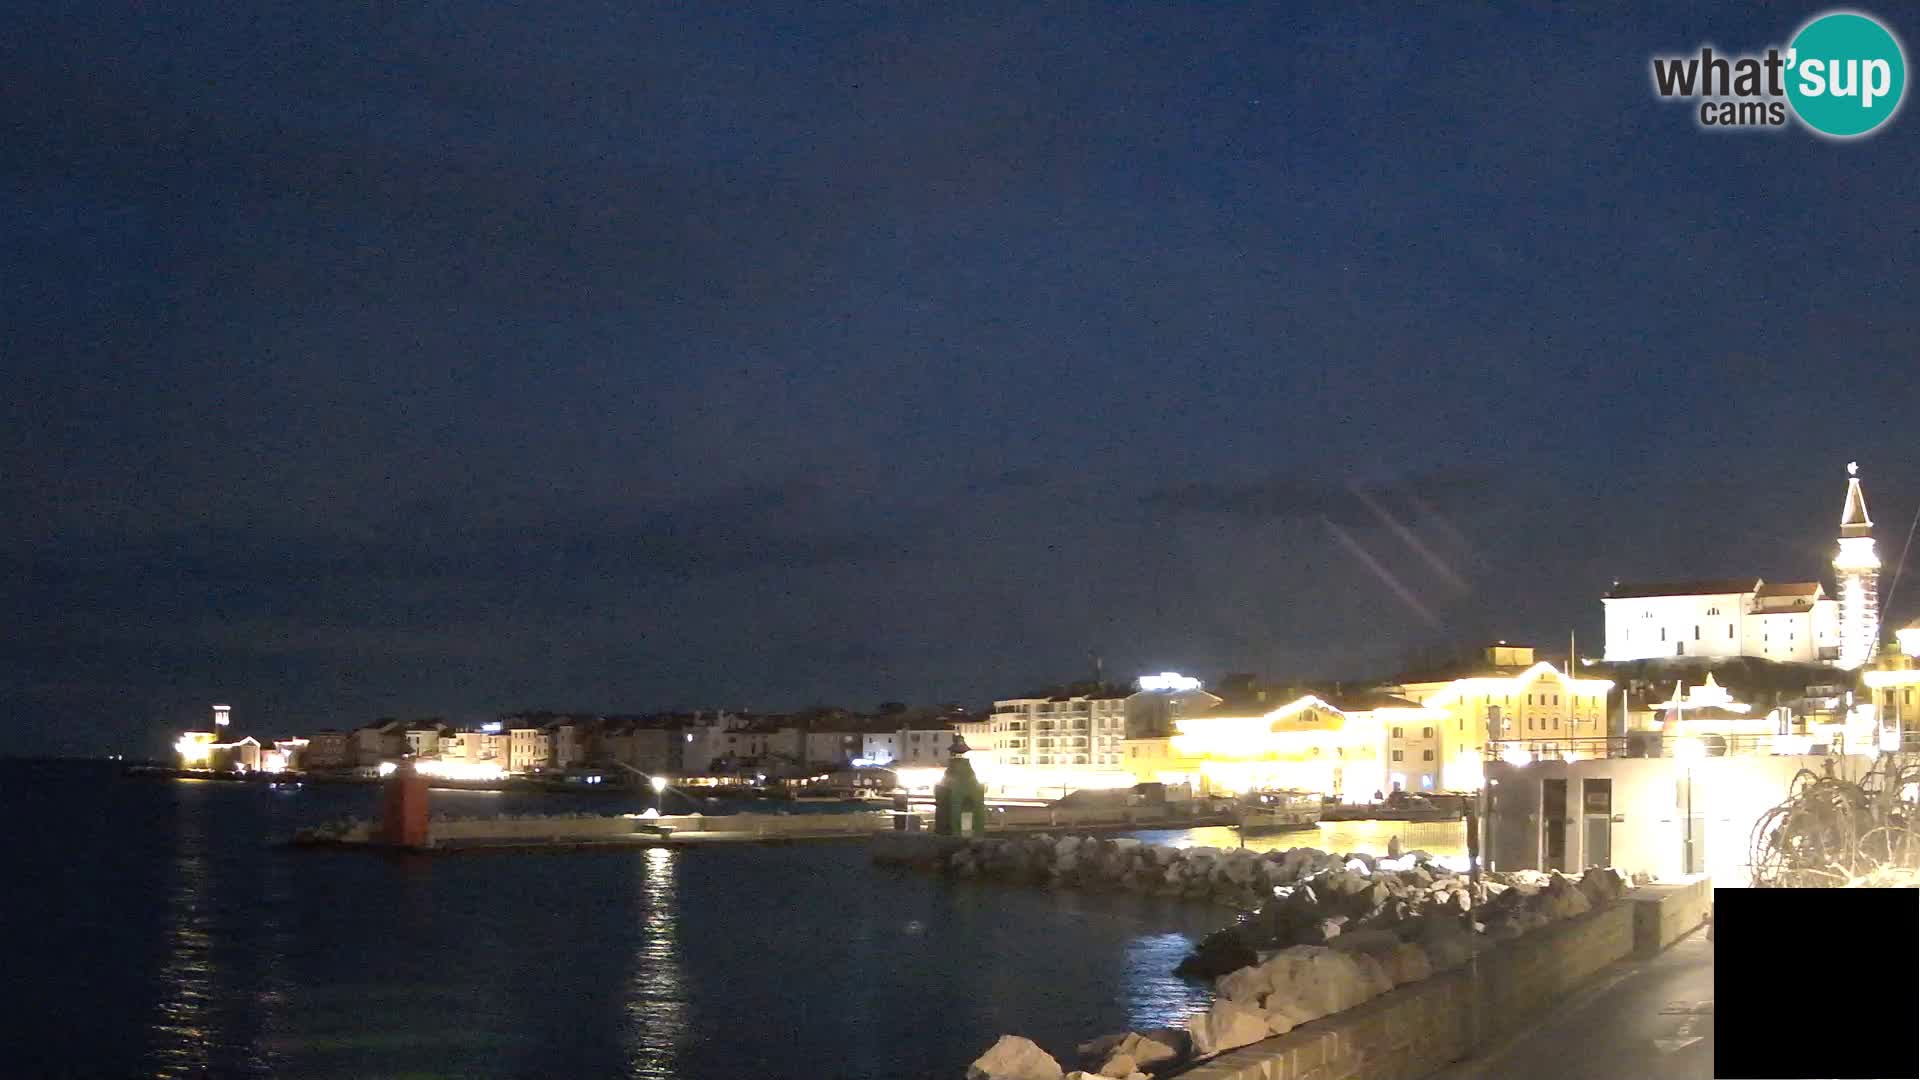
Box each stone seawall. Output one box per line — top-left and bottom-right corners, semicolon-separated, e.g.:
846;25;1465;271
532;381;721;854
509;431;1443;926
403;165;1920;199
1173;900;1638;1080
945;833;1710;1080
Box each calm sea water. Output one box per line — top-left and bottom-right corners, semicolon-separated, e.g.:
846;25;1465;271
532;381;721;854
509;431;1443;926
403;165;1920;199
2;762;1465;1079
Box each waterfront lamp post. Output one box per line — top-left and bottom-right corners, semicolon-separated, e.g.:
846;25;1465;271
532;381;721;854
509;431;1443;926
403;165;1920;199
1675;736;1703;876
652;774;667;811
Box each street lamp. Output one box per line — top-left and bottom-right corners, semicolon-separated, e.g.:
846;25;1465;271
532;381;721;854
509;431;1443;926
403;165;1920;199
1675;737;1704;876
651;774;668;811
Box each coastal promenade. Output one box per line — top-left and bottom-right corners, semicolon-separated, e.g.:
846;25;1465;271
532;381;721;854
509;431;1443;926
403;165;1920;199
1425;929;1713;1080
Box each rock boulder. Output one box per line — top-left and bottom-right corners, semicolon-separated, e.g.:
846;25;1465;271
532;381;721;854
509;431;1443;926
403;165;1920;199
968;1035;1064;1080
1186;1000;1270;1057
1114;1029;1186;1069
1175;928;1258;980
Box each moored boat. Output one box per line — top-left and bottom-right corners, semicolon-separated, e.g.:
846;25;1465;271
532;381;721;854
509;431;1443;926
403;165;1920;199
791;786;892;804
1233;789;1323;833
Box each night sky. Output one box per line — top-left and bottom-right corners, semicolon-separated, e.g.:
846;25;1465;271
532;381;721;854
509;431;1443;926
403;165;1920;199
5;4;1917;755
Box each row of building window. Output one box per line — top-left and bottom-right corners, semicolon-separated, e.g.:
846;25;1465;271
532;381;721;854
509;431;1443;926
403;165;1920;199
1475;692;1595;707
1390;750;1435;762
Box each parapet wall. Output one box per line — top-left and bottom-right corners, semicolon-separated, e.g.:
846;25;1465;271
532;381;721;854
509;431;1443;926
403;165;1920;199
1629;875;1713;957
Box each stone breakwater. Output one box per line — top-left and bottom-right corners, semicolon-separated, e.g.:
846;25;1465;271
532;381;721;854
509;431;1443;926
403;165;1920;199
290;810;898;848
935;834;1631;1080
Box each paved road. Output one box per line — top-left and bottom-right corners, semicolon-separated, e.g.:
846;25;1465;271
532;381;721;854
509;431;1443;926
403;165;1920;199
1428;930;1714;1080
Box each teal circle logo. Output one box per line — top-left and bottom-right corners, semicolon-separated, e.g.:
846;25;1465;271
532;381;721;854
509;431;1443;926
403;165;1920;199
1786;12;1906;137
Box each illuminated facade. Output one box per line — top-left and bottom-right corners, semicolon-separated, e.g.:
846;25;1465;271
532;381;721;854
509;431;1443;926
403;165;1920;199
1834;462;1879;670
1863;618;1920;745
1898;618;1920;659
174;731;261;772
174;705;264;772
862;726;959;767
261;737;307;773
1602;579;1839;663
1640;673;1786;747
1123;692;1420;801
175;730;219;769
1601;464;1880;668
965;692;1135;796
1392;648;1613;789
507;727;551;773
985;693;1128;769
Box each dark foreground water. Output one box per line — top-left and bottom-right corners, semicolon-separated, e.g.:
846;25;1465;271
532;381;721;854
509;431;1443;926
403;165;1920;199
3;761;1244;1080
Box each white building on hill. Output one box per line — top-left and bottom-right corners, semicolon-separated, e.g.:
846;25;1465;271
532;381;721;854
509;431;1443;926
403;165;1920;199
1602;578;1839;664
1601;463;1877;669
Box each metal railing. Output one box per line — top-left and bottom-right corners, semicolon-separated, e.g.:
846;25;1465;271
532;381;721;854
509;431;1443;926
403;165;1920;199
1483;731;1868;760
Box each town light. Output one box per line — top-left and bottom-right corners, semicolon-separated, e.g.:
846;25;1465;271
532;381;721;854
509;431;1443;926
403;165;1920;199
1500;745;1533;767
413;760;505;781
378;762;398;776
1137;672;1202;692
1674;737;1706;762
1773;734;1814;756
651;776;667;794
892;766;945;792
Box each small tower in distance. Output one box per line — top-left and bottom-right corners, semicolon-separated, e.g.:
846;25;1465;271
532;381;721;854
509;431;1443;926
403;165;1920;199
213;704;232;729
1834;461;1880;670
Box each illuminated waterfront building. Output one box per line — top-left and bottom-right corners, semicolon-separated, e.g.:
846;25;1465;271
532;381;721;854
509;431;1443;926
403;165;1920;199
174;730;261;771
1122;689;1428;801
507;727;551;773
1862;617;1920;748
174;704;265;772
984;691;1128;769
352;718;409;767
856;722;961;769
966;690;1133;796
1390;644;1614;789
260;737;308;773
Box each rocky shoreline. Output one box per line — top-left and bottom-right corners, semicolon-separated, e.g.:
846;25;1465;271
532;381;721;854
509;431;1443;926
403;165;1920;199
921;834;1634;1080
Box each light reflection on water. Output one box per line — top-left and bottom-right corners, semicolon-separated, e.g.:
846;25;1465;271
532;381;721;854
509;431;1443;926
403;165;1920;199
1121;933;1213;1031
1130;820;1469;859
150;785;215;1078
626;846;686;1079
247;813;294;1076
16;766;1483;1080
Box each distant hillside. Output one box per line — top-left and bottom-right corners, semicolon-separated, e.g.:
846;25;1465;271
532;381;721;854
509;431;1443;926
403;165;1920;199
1591;656;1853;700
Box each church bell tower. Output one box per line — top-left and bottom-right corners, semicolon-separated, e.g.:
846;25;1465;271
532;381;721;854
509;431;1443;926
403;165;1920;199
1834;461;1880;670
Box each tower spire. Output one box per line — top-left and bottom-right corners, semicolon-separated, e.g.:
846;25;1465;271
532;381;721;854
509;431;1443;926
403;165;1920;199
1842;460;1873;536
1835;461;1881;669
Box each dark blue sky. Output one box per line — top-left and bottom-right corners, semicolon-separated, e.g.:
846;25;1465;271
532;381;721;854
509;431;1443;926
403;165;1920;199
4;3;1917;755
